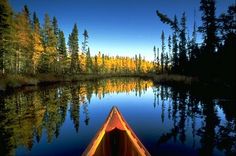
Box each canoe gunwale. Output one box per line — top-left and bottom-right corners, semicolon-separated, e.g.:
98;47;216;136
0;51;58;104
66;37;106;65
82;106;151;156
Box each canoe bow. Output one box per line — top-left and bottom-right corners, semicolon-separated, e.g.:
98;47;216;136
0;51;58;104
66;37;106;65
82;106;151;156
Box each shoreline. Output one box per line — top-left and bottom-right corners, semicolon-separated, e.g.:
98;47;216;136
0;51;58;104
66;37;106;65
0;74;235;95
0;73;152;91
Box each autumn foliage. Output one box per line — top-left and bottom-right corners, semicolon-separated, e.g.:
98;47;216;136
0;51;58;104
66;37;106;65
0;0;153;76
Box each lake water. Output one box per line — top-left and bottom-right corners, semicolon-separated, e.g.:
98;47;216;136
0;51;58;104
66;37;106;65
0;78;235;156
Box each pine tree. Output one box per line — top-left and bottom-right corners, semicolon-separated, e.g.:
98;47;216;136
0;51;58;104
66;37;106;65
94;55;98;74
23;5;31;24
58;30;67;58
138;54;142;73
172;15;179;73
101;54;106;73
218;4;236;83
189;9;197;62
52;17;59;38
82;30;89;53
156;48;160;73
153;46;157;73
58;30;67;73
68;24;79;73
52;17;60;73
179;12;187;74
81;30;92;73
39;14;57;73
199;0;218;78
199;0;218;54
164;52;169;72
192;9;197;47
161;31;165;73
168;35;172;65
135;54;138;73
156;11;179;73
86;47;93;73
218;4;236;40
0;0;13;74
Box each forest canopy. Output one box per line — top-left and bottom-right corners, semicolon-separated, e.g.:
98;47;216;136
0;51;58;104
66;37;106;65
0;0;153;76
154;0;236;84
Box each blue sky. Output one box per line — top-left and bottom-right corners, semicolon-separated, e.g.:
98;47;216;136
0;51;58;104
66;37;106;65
9;0;234;60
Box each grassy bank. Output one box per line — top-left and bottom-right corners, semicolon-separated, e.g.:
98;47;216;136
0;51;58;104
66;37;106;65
0;73;198;91
152;74;235;98
0;75;38;91
152;74;198;86
0;73;151;91
1;73;234;93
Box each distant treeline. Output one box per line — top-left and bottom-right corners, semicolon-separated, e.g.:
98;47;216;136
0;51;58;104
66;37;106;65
154;0;235;84
0;0;153;76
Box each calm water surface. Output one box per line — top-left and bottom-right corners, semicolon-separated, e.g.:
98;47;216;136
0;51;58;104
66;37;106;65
0;78;235;156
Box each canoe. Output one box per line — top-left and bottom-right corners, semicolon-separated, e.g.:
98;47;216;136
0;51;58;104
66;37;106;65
82;106;151;156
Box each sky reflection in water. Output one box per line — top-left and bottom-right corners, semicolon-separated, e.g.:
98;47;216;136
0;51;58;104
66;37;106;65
0;78;235;156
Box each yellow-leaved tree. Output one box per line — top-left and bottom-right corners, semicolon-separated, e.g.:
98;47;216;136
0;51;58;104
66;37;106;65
32;12;44;74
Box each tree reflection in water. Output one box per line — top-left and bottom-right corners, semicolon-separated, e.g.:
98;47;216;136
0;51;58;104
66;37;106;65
0;78;235;156
155;86;236;156
0;78;152;155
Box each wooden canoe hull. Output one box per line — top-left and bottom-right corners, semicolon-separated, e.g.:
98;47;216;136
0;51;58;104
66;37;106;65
82;106;151;156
